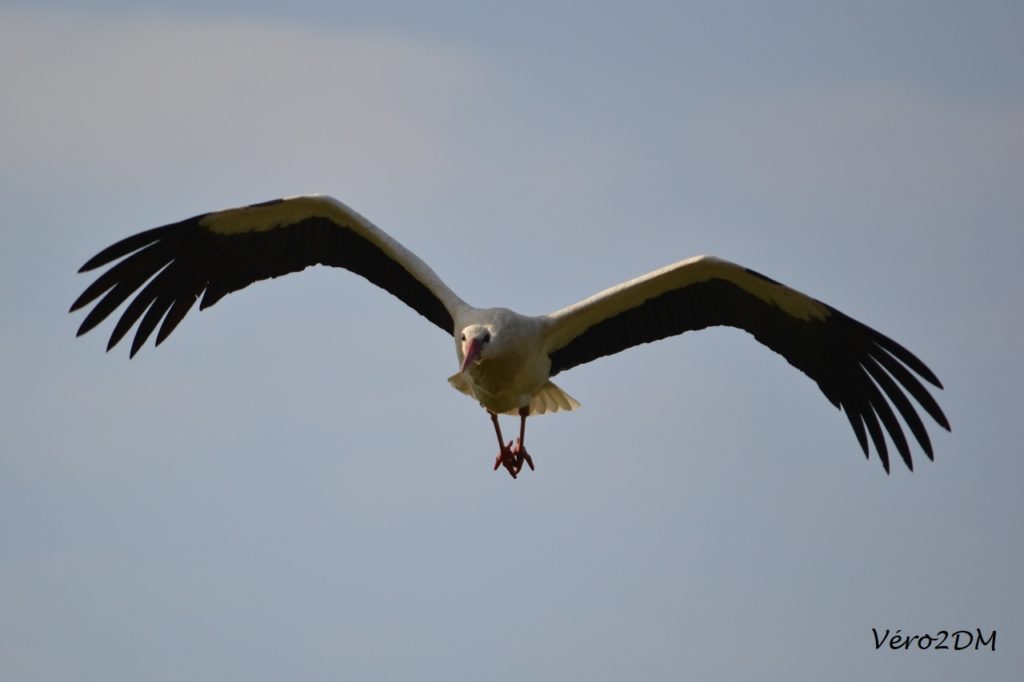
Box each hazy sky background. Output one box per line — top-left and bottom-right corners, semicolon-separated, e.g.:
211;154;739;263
2;2;1021;680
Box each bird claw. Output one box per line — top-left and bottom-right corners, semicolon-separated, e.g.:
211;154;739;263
494;438;533;478
511;437;535;471
493;440;514;476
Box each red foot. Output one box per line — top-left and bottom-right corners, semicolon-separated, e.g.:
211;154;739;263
493;438;534;478
493;440;517;478
511;438;535;472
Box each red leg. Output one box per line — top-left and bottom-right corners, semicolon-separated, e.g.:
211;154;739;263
490;412;519;478
509;407;534;471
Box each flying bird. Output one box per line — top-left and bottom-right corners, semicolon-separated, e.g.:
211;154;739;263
71;195;949;476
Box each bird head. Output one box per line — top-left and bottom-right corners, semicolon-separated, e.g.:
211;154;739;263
459;324;493;373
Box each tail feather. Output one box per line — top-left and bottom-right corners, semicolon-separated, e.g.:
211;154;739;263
447;374;580;416
516;381;580;416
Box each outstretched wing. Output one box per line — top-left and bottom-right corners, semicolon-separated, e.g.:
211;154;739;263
543;255;949;472
71;195;467;356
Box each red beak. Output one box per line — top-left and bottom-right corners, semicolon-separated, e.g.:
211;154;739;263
460;337;482;373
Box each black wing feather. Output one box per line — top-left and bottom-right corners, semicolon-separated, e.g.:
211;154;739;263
72;205;455;355
548;277;949;472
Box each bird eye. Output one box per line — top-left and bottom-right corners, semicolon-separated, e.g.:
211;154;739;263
483;332;491;343
460;333;466;341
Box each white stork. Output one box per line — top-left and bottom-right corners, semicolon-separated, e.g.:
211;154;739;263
71;195;949;477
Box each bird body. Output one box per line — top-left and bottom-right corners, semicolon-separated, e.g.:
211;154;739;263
72;194;949;476
449;307;579;416
452;308;555;414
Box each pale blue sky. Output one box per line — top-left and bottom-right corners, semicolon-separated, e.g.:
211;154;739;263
2;3;1022;681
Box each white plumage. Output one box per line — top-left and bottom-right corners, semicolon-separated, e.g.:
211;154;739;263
72;194;949;476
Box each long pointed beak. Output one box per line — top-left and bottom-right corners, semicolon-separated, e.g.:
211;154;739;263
460;337;482;373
